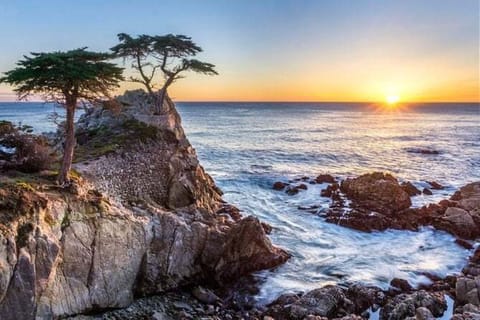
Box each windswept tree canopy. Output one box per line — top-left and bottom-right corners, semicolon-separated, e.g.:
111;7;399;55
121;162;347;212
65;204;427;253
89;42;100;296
0;48;124;103
0;48;124;185
111;33;217;107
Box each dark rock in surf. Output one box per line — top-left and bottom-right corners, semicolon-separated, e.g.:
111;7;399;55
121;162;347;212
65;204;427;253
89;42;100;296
321;183;339;197
401;181;422;196
340;172;412;214
390;278;414;293
273;181;288;190
432;207;479;240
315;174;336;184
406;148;440;155
286;187;300;195
286;183;308;195
455;238;474;249
423;188;433;195
427;181;444;190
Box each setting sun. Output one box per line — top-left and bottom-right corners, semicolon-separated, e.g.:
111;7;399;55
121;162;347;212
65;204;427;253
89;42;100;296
386;94;400;105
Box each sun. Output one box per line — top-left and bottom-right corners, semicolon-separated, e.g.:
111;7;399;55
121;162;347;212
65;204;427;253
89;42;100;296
386;94;400;105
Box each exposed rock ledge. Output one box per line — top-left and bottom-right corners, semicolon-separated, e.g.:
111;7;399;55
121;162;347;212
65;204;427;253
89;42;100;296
0;91;289;319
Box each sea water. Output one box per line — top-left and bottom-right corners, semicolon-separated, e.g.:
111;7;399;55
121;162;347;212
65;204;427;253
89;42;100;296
1;101;479;303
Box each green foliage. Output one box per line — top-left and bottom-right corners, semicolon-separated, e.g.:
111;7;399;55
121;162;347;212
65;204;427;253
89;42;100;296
1;48;124;184
0;48;124;102
111;33;217;95
74;118;160;162
0;120;54;173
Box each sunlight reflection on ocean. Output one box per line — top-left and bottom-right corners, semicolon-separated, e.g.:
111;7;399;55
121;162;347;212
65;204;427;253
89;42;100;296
1;101;479;304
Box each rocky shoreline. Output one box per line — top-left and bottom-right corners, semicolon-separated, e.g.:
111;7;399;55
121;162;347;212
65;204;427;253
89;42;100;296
0;91;478;319
271;173;479;319
68;244;480;319
0;91;289;319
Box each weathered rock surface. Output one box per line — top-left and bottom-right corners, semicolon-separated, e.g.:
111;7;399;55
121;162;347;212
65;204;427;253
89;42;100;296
340;172;412;214
264;284;385;320
0;91;289;319
321;172;480;240
380;290;447;320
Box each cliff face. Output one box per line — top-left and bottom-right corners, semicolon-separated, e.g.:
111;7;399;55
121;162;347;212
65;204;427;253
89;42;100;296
0;91;289;319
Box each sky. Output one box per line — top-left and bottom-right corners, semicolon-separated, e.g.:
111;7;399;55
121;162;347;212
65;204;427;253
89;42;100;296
0;0;478;102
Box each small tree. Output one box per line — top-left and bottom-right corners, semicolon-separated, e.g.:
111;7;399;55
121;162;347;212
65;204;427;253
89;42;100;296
111;33;218;111
0;48;124;185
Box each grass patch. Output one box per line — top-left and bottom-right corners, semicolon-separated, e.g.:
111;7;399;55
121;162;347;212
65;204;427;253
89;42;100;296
74;118;160;162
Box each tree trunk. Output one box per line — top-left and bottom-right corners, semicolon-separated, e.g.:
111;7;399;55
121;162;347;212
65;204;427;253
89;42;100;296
156;76;175;114
156;87;167;114
58;99;76;185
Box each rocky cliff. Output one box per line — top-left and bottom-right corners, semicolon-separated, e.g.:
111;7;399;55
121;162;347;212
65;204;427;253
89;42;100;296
0;91;289;319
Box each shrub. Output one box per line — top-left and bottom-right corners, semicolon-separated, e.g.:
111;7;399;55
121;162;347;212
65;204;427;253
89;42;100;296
0;121;54;173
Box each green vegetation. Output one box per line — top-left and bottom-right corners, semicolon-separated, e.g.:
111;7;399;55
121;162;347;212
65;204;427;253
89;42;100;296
0;48;124;185
0;120;53;173
74;118;160;162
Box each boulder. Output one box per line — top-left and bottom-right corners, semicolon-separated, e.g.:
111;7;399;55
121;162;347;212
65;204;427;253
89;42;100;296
456;277;480;307
380;291;447;320
423;188;433;195
390;278;414;293
321;183;339;198
427;181;444;190
340;172;411;214
401;182;421;196
315;174;336;184
273;181;287;190
289;286;347;319
433;207;479;240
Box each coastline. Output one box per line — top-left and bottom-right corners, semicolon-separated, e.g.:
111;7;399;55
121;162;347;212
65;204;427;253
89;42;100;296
0;97;478;319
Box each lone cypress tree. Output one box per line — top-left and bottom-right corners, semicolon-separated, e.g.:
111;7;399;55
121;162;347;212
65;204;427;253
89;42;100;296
0;48;124;185
111;33;218;111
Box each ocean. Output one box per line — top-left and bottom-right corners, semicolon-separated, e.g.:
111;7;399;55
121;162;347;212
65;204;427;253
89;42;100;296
1;101;479;303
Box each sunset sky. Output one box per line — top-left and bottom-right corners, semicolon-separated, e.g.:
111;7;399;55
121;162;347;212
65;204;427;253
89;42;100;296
0;0;478;102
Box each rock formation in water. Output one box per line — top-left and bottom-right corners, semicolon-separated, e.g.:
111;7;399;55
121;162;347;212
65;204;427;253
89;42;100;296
277;171;480;242
0;90;289;319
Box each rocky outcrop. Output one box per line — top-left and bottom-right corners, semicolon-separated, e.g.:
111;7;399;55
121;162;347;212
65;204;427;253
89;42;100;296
0;91;289;319
340;172;412;215
264;284;385;320
380;291;447;320
319;172;480;240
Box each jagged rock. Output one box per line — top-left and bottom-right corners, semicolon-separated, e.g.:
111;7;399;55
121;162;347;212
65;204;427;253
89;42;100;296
315;174;336;184
456;277;480;307
427;181;444;190
289;286;347;319
433;207;479;240
0;91;289;319
415;306;435;320
390;278;413;293
380;290;447;320
324;176;480;240
321;183;339;197
191;286;220;304
423;188;433;195
340;172;411;214
264;285;381;320
401;181;421;196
